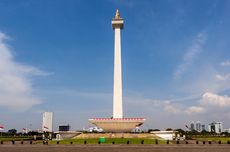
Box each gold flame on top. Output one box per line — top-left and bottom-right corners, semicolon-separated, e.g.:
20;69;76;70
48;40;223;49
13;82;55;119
115;9;121;19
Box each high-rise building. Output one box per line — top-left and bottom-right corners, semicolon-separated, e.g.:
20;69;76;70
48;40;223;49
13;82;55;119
201;124;205;131
208;122;223;133
196;121;202;132
190;121;195;131
42;112;53;132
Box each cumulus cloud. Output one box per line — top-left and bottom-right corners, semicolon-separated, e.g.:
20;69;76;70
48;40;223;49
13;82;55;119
163;101;182;114
216;73;230;81
174;32;207;79
140;98;183;114
163;104;181;114
184;92;230;115
220;61;230;66
121;91;230;129
0;32;45;111
185;106;206;115
201;92;230;107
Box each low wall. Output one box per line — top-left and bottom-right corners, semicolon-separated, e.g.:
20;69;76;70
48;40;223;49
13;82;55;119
73;133;161;139
55;131;82;140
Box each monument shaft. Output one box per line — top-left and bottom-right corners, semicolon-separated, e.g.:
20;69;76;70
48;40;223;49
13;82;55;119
113;27;123;118
112;10;124;118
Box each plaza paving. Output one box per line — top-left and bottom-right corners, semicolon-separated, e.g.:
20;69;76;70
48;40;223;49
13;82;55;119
0;145;230;152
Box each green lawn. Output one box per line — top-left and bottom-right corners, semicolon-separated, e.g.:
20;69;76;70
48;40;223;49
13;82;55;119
193;137;230;143
0;137;33;141
49;138;168;145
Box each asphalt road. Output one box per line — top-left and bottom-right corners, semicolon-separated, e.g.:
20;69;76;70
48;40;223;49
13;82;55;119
0;145;230;152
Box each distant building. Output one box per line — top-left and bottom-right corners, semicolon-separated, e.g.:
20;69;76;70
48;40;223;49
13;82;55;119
42;112;53;132
59;124;70;131
224;128;230;133
208;122;223;133
22;128;29;134
190;121;195;131
201;124;205;131
196;121;202;132
150;131;177;140
84;126;103;133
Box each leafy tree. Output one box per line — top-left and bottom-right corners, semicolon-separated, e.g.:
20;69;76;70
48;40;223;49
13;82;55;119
8;129;17;135
221;132;230;137
147;129;160;133
28;131;42;136
174;128;185;134
165;128;173;131
200;130;209;135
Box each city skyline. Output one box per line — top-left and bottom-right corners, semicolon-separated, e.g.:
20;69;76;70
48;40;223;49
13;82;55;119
0;0;230;131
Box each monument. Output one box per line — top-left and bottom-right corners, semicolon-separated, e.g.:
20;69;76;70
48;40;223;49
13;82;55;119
89;10;145;133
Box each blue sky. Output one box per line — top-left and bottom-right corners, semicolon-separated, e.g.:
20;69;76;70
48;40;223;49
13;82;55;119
0;0;230;131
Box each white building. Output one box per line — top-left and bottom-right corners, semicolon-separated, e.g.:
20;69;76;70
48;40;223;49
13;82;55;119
208;122;223;133
151;131;177;140
196;121;202;132
190;121;195;131
84;126;103;133
42;112;53;132
224;128;230;133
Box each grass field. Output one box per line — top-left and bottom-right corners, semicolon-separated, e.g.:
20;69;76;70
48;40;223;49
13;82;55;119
48;138;168;145
0;137;33;141
193;137;230;143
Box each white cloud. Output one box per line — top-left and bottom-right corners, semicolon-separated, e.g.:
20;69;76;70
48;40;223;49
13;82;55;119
185;92;230;115
174;32;207;79
112;91;230;128
163;101;181;114
201;92;230;107
220;61;230;66
0;32;45;111
185;106;206;115
216;73;230;81
146;98;183;114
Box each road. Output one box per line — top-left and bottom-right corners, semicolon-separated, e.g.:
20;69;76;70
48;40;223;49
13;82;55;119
0;145;229;152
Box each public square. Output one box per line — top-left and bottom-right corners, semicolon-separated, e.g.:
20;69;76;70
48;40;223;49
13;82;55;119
0;1;230;152
0;145;230;152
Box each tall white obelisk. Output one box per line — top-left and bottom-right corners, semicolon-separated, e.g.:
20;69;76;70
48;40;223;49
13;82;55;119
112;10;124;118
88;10;145;133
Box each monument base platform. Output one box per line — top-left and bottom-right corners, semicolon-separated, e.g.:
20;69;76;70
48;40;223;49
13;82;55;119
73;133;160;139
88;118;145;133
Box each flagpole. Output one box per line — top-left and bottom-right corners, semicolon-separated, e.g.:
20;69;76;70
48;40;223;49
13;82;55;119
0;125;4;137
